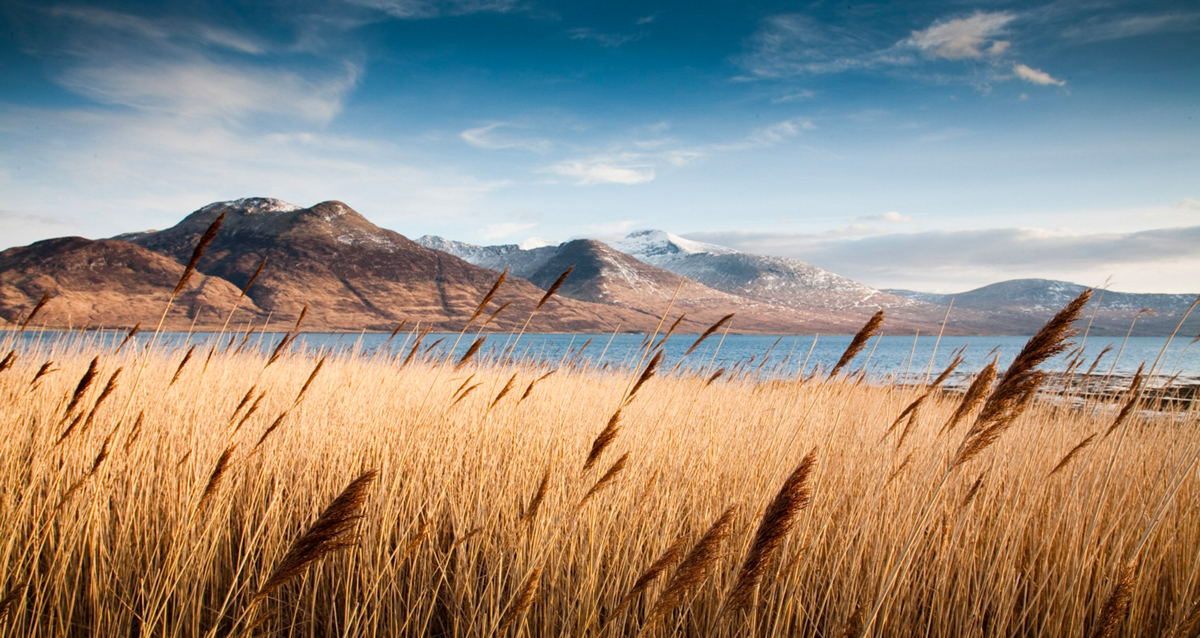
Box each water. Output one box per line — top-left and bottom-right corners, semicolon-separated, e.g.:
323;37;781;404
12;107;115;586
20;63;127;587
7;329;1199;386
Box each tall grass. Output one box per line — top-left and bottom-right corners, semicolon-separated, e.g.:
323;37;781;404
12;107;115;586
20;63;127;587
0;307;1198;636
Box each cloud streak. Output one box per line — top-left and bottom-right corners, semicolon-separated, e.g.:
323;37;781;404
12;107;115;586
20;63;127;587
1013;63;1065;86
903;12;1014;60
461;123;552;152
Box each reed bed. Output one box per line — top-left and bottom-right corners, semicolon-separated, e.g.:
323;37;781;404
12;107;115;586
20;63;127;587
1;234;1198;636
0;316;1196;638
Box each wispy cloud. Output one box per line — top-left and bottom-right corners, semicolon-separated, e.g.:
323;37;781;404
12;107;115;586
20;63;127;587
545;160;655;186
902;12;1015;60
1063;11;1200;42
1012;63;1065;86
852;211;912;224
460;123;552;152
60;60;359;123
48;6;266;55
567;27;644;48
342;0;520;19
735;10;1069;93
544;116;814;186
735;14;907;77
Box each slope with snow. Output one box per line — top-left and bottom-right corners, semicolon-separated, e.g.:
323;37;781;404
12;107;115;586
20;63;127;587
614;229;917;314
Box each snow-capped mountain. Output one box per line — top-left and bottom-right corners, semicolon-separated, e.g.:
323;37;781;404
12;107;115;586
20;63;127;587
612;230;738;264
416;235;559;278
613;229;917;314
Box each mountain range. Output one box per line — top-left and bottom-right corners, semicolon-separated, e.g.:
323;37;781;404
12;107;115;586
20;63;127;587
0;197;1194;335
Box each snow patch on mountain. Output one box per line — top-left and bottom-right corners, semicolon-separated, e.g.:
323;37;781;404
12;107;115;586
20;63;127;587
613;229;738;264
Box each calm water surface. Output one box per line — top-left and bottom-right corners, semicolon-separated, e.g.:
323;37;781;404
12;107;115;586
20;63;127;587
9;329;1199;386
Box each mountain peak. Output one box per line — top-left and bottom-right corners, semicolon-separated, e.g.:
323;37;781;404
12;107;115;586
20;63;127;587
518;237;555;250
613;229;738;263
199;197;302;216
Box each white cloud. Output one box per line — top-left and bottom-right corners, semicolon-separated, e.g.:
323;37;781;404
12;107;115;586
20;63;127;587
48;6;265;55
460;123;552;152
0;105;502;247
771;90;816;103
636;14;658;26
904;12;1016;59
853;211;912;224
343;0;519;19
567;28;643;48
545;160;655;186
1178;198;1200;211
711;117;815;152
735;14;909;77
59;59;359;123
1012;63;1066;86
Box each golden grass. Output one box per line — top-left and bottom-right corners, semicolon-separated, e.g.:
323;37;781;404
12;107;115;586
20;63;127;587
0;328;1198;637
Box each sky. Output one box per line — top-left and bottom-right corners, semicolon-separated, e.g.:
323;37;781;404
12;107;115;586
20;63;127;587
0;0;1197;293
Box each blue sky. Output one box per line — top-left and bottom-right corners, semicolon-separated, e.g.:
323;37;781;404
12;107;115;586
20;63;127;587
1;0;1197;292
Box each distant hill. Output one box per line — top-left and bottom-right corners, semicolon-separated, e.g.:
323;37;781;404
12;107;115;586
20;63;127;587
0;236;262;329
885;279;1199;336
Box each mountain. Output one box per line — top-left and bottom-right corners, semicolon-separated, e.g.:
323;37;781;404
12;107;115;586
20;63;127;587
110;197;669;332
0;236;263;329
885;279;1199;336
613;230;920;315
416;235;559;278
0;198;677;332
420;235;844;332
419;233;943;332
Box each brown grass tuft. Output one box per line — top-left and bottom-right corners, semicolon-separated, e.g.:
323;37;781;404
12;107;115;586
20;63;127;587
168;345;195;387
488;373;518;412
1050;433;1097;476
455;336;486;371
468;267;508;327
641;504;738;634
19;291;51;332
496;564;544;635
723;448;817;619
1090;560;1137;638
173;211;225;297
62;356;100;420
584;410;622;473
829;310;885;378
626;350;663;406
519;467;551;528
198;445;236;511
253;468;378;603
537;266;574;310
579;452;629;508
685;314;735;357
613;533;689;617
942;360;997;433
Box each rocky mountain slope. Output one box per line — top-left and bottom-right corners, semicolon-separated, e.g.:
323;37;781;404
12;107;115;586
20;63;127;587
418;234;893;332
0;198;663;332
613;230;918;314
0;236;262;329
